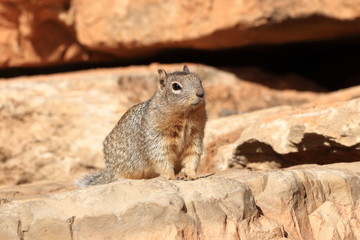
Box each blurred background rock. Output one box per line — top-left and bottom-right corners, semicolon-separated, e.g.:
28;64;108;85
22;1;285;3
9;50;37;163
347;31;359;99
0;0;359;89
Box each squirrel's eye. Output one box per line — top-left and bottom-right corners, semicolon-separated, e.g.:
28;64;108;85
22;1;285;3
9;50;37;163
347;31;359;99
172;83;182;91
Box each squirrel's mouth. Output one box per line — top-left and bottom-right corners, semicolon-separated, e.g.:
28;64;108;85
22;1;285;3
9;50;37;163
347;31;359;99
191;98;204;106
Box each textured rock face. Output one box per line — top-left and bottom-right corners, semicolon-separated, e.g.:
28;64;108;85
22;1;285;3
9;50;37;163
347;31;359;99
0;175;261;240
0;0;92;68
200;96;360;172
1;0;360;68
73;0;360;52
233;166;360;240
0;167;359;240
229;99;360;171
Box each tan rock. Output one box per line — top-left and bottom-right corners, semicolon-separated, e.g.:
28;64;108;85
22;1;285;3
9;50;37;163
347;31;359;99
232;98;360;169
0;167;359;240
238;215;287;240
1;0;360;68
73;0;360;54
219;166;360;240
0;0;94;68
202;96;360;172
0;176;260;240
309;201;354;240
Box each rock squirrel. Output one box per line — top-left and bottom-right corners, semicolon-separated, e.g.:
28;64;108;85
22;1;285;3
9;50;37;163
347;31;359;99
77;65;207;187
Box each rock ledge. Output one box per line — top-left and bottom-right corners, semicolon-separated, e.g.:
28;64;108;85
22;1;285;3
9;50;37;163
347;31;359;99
1;166;359;240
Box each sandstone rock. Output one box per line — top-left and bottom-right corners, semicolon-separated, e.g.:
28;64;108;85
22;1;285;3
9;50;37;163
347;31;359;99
73;0;360;55
232;98;360;169
0;64;325;186
246;166;360;240
309;201;354;240
0;167;359;240
1;0;360;68
0;181;74;201
0;175;260;240
201;96;360;172
0;0;95;68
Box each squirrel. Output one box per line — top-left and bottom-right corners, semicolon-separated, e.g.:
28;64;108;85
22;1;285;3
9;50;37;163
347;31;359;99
77;65;207;187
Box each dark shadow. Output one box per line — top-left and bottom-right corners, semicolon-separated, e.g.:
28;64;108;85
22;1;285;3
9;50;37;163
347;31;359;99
0;34;359;91
233;133;360;168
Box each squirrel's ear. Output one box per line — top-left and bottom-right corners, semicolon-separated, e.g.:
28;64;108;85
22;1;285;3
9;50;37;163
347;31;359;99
158;69;167;90
183;65;190;73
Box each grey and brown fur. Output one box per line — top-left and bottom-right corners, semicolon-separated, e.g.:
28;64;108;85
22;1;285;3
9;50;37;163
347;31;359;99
77;66;207;187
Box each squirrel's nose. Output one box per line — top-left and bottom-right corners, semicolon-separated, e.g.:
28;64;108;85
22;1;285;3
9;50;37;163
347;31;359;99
196;90;204;98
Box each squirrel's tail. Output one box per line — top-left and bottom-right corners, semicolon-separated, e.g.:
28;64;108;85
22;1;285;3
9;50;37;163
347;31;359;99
76;170;113;188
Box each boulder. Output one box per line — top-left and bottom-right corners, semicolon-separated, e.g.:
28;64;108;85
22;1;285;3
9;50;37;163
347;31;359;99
73;0;360;53
201;96;360;172
0;0;93;68
1;0;360;68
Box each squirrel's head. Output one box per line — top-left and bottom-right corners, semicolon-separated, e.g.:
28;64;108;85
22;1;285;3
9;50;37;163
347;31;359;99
157;65;205;110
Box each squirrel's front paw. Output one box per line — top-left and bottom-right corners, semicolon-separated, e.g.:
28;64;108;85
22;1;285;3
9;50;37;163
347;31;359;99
177;172;198;181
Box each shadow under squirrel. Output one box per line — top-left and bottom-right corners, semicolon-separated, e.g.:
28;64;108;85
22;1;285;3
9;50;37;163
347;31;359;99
77;65;207;187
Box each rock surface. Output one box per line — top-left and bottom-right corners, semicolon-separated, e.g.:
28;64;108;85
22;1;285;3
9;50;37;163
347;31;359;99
0;0;93;68
200;95;360;173
73;0;360;53
0;166;359;240
1;0;360;68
